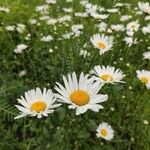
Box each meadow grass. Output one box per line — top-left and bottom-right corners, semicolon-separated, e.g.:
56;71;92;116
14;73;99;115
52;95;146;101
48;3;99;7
0;0;149;149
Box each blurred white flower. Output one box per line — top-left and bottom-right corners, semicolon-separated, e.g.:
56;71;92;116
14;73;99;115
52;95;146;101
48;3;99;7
6;25;15;31
142;24;150;34
120;15;132;22
46;0;57;4
138;2;150;14
79;49;90;58
14;44;28;54
16;23;26;33
143;51;150;60
143;120;149;125
29;19;37;24
126;21;140;32
18;70;26;77
40;35;53;42
0;6;10;12
124;37;137;47
36;5;49;12
71;24;84;37
111;24;125;32
98;22;107;32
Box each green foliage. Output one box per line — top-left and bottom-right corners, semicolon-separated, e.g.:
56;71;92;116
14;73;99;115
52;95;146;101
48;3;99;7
0;0;149;149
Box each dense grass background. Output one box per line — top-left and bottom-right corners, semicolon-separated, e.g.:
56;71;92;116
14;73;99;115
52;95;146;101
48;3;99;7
0;0;150;149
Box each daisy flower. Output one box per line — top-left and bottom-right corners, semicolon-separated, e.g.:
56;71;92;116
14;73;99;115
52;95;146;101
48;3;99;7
93;65;125;84
126;21;140;32
143;51;150;60
96;122;114;141
14;44;28;54
90;34;113;55
136;70;150;89
54;72;108;115
138;2;150;14
14;88;61;119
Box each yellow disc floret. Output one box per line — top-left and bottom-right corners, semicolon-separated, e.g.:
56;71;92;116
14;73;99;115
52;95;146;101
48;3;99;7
31;101;46;112
70;90;90;106
100;129;107;137
101;74;113;81
98;42;106;49
140;76;149;84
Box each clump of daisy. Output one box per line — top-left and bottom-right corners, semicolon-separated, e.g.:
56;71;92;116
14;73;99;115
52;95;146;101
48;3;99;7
14;88;61;119
136;70;150;89
93;65;126;84
90;34;113;55
54;72;108;115
96;122;114;141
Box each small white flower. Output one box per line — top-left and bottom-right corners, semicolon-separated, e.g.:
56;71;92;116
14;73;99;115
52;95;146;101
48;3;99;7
40;35;53;42
36;5;49;12
126;21;140;32
145;15;150;20
111;24;125;32
142;24;150;34
96;122;114;141
29;19;37;24
107;8;118;13
143;120;149;125
98;22;107;32
18;70;26;77
123;37;137;47
6;25;15;31
46;0;57;4
14;44;28;54
15;88;61;119
90;34;113;55
0;7;10;12
136;70;150;89
93;65;125;84
47;18;57;25
138;2;150;14
143;51;150;60
120;15;132;22
16;24;26;33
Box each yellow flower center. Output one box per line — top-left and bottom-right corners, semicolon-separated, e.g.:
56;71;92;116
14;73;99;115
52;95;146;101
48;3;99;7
131;25;135;28
101;74;113;81
31;101;47;112
100;129;107;137
98;42;106;49
70;90;90;106
140;76;149;84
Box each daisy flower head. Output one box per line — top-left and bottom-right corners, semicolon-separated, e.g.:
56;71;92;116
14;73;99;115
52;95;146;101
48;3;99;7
93;65;126;84
54;72;108;115
96;122;114;141
90;34;113;55
138;2;150;14
136;70;150;89
126;21;140;32
14;88;61;119
143;51;150;60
